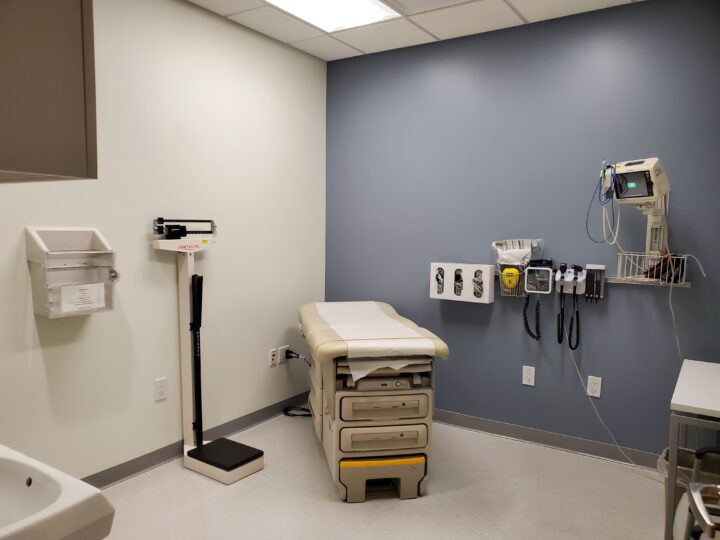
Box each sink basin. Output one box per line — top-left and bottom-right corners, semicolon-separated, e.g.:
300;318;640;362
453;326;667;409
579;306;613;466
0;444;114;540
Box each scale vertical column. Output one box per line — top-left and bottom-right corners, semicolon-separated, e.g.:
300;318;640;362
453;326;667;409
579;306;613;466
177;251;195;447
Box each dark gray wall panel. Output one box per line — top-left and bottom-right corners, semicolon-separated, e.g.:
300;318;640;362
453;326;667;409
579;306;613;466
326;0;720;453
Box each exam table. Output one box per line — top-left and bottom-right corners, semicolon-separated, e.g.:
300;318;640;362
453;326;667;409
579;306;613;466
299;301;449;502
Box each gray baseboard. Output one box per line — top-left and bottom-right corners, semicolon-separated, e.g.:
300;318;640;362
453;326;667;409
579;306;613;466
83;392;308;488
434;408;659;469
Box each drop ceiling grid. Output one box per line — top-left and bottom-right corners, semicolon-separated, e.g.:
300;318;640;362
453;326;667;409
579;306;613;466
410;0;525;40
223;0;445;55
230;6;323;43
333;18;437;55
216;0;529;56
189;0;642;60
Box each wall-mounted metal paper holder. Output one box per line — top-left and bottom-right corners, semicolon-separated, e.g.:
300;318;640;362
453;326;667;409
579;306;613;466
26;227;119;318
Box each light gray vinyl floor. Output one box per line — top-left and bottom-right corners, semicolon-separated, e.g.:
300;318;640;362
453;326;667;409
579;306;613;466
104;416;664;539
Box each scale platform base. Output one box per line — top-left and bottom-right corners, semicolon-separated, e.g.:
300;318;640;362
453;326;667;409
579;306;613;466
184;438;264;485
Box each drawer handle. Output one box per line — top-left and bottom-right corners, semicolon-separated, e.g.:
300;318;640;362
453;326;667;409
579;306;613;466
354;400;419;412
352;431;419;442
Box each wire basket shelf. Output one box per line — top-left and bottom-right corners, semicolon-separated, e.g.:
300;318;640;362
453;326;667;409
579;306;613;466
614;251;688;286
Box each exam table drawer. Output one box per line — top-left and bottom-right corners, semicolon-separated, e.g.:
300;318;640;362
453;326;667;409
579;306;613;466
340;424;428;452
340;395;429;421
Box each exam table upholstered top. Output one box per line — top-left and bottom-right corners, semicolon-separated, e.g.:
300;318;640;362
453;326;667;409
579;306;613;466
299;302;449;363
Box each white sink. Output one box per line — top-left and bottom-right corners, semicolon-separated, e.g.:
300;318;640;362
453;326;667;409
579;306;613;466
0;444;114;540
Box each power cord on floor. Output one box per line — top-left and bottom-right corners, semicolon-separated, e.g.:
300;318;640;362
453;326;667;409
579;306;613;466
282;348;312;418
283;406;312;417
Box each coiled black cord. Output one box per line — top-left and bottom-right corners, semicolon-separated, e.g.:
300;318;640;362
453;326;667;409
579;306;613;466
557;292;565;344
523;296;541;341
569;292;580;350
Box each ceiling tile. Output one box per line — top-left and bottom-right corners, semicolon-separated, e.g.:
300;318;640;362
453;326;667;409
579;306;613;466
187;0;263;17
410;0;524;40
292;36;362;61
509;0;632;23
334;19;435;54
229;7;323;43
383;0;469;16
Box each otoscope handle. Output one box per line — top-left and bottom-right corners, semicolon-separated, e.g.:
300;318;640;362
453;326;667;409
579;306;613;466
557;311;564;344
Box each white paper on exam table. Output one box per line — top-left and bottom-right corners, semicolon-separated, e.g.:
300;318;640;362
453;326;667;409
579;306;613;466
347;358;429;382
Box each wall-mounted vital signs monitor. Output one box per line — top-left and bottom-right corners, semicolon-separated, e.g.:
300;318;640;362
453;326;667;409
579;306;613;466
609;157;670;206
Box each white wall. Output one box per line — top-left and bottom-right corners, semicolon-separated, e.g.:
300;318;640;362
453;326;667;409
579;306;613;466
0;0;325;478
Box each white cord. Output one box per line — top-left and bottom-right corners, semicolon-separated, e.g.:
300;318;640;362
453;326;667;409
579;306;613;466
586;162;707;482
602;204;623;246
593;167;707;361
565;327;663;483
564;326;636;465
298;354;311;367
686;254;707;278
602;205;653;276
599;194;706;361
663;235;684;361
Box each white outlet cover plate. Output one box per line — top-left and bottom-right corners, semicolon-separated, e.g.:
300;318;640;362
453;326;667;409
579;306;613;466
587;376;602;398
154;377;168;401
522;365;535;387
277;345;289;365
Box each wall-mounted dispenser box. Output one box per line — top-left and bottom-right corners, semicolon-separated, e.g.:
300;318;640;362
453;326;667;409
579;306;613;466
26;227;119;318
430;263;494;304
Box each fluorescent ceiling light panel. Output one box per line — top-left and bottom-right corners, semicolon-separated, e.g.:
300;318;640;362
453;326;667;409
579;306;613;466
264;0;401;32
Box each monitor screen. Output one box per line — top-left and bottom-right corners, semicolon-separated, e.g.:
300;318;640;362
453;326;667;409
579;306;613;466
615;171;653;199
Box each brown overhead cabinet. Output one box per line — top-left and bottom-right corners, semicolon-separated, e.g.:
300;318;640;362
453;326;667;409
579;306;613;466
0;0;96;181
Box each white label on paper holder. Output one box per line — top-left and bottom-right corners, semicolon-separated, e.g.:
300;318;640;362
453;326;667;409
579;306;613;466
60;283;105;313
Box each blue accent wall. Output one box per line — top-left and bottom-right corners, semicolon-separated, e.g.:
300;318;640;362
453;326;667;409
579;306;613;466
326;0;720;453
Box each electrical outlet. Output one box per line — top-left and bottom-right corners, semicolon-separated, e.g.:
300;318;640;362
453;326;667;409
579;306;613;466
522;365;535;387
587;376;602;398
154;377;168;402
277;345;289;365
269;346;289;367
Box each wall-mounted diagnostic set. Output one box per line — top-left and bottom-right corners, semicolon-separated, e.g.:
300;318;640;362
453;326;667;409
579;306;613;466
152;217;264;485
485;238;607;347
